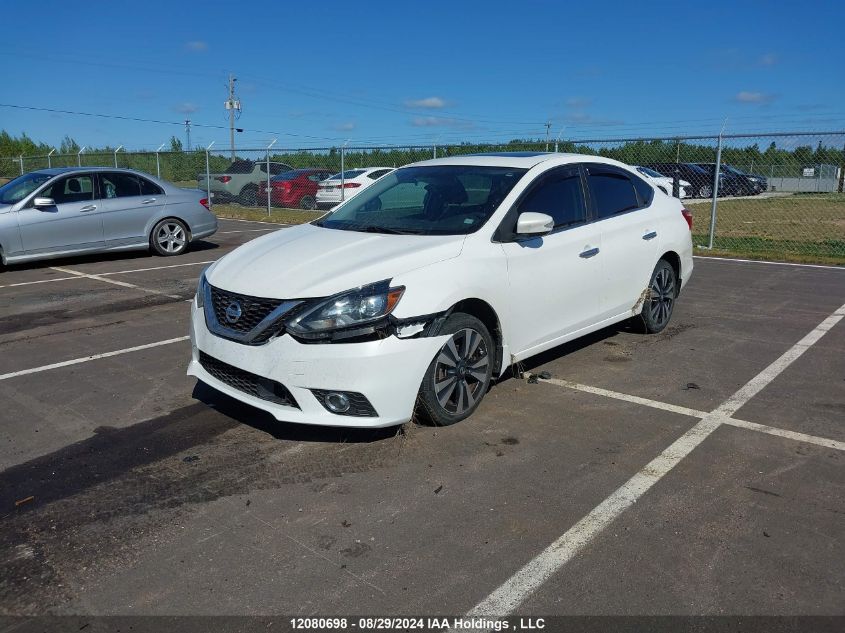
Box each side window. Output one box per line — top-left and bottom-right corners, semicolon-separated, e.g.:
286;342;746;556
307;174;322;182
587;169;640;219
516;169;586;228
40;174;94;204
631;174;654;206
258;163;267;173
139;177;164;196
367;169;390;180
269;163;289;175
100;172;141;199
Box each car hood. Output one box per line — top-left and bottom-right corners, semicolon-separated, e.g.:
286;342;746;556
0;204;11;214
207;223;466;298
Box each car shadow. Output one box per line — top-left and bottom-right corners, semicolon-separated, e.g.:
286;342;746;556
191;381;398;444
4;240;220;272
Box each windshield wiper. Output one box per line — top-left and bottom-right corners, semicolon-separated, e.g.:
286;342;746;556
354;225;424;235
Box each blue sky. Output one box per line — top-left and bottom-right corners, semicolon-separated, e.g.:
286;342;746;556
1;0;843;150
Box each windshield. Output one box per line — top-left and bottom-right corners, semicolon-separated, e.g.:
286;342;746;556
637;167;665;178
313;165;527;236
325;170;365;181
0;172;54;205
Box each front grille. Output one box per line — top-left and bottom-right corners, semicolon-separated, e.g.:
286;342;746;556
310;389;378;417
199;352;299;408
209;285;284;334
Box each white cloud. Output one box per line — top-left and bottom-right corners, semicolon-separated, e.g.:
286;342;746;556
334;122;356;131
405;97;447;109
734;91;776;104
174;102;200;114
185;40;208;52
759;53;778;66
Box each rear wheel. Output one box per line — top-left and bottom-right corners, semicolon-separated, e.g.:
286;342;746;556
416;313;494;426
239;185;258;207
151;218;189;256
300;195;316;210
698;184;712;198
636;259;677;334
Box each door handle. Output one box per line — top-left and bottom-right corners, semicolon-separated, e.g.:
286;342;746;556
642;231;657;240
79;205;97;213
579;247;600;259
142;198;157;204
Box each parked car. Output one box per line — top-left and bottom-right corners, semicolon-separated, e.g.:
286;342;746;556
635;166;690;198
188;152;693;428
0;168;217;266
259;168;335;210
315;167;395;209
644;162;719;198
198;160;293;205
694;163;755;197
715;164;767;195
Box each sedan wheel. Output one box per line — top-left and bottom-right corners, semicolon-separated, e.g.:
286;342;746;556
636;259;677;334
699;184;713;198
416;313;494;426
151;219;189;256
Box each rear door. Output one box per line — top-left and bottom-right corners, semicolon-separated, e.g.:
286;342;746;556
17;173;105;253
500;165;602;356
98;172;166;247
585;164;659;320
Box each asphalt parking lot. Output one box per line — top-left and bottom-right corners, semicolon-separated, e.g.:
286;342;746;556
0;218;843;621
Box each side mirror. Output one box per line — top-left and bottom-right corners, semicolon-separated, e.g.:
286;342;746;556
515;212;554;236
33;197;56;208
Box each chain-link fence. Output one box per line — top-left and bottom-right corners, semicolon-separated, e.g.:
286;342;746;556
2;132;843;264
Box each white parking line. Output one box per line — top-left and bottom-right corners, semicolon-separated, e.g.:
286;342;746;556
0;261;216;290
694;255;844;270
216;217;290;226
0;336;189;381
469;300;845;620
50;266;184;300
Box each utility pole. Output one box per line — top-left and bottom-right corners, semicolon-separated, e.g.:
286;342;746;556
184;119;192;151
544;120;552;151
225;74;241;161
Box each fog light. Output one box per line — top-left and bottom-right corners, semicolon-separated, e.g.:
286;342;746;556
324;392;351;413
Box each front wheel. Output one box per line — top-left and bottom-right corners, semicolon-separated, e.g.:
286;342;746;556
300;195;316;210
151;218;189;256
415;313;494;426
636;260;677;334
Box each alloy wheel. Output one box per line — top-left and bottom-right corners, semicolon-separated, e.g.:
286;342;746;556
649;266;676;329
433;328;489;415
156;222;186;253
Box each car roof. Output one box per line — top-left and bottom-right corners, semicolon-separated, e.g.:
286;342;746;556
30;167;153;176
409;152;626;170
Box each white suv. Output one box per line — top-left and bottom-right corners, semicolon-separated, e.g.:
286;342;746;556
315;167;394;209
189;153;693;427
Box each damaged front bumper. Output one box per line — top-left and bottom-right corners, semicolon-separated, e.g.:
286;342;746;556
187;298;449;428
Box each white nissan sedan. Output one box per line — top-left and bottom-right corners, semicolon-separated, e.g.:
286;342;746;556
188;152;693;427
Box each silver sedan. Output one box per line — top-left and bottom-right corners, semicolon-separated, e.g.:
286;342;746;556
0;167;217;266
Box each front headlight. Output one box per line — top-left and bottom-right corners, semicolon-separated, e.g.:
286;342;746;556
196;273;207;308
285;280;404;340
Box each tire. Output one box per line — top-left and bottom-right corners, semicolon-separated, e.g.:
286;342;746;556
300;195;317;210
415;313;494;426
635;259;677;334
151;218;189;256
698;184;712;198
239;185;258;207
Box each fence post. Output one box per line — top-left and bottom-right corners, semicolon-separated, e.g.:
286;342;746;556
205;141;215;209
838;143;845;193
18;155;24;175
113;145;123;168
155;143;165;179
707;132;723;250
266;138;277;217
47;148;55;168
77;146;86;167
340;142;347;202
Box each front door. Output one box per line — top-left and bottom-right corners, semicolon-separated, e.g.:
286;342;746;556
98;172;166;247
17;173;105;254
500;165;602;358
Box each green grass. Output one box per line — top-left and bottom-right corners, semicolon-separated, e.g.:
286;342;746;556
211;203;323;225
686;193;845;265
